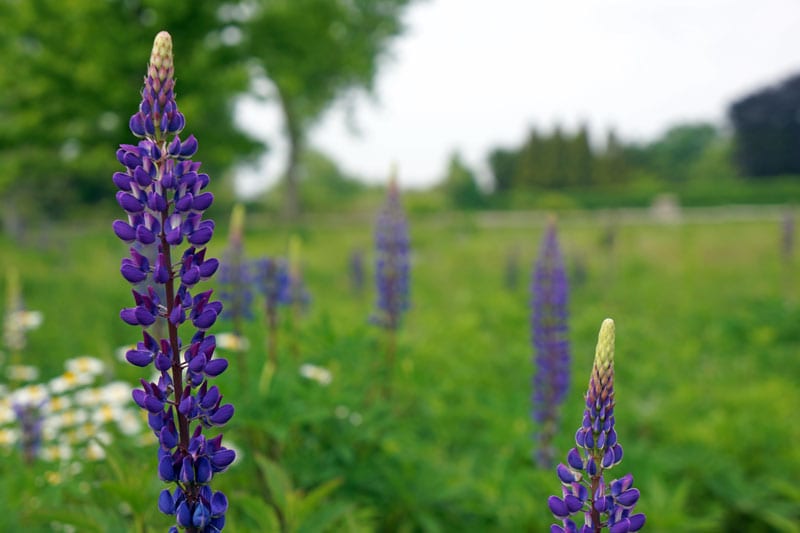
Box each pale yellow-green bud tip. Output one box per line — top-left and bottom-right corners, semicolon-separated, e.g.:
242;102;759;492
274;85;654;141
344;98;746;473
150;31;174;75
594;318;615;376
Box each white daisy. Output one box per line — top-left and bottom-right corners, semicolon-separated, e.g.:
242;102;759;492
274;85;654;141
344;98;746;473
299;363;333;386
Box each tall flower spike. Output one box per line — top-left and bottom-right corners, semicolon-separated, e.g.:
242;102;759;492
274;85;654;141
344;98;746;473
531;219;570;467
548;319;645;533
114;31;234;533
372;171;410;330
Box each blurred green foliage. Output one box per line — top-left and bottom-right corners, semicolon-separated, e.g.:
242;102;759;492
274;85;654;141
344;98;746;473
0;0;263;219
1;213;799;530
0;0;418;223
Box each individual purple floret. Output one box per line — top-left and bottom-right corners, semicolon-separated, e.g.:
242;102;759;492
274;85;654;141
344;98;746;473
532;220;570;467
548;319;645;533
113;31;234;532
372;178;410;330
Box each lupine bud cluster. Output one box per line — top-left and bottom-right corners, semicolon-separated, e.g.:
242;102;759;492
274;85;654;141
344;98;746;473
548;319;645;533
372;179;410;330
113;31;234;532
532;221;570;467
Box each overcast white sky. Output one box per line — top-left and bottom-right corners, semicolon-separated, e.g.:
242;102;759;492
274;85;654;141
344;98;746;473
235;0;800;195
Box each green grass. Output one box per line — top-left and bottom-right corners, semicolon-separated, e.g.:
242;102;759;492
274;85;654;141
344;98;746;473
0;210;799;531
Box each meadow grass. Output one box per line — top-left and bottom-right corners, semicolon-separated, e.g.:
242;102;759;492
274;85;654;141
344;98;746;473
0;210;798;531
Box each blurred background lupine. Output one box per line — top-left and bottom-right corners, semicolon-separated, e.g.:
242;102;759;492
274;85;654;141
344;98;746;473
218;204;253;338
113;31;235;531
348;248;366;295
548;319;645;533
217;204;253;385
371;175;411;397
2;269;44;365
253;256;291;367
531;220;570;468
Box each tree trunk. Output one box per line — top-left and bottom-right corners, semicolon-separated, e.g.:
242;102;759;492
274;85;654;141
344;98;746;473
279;94;303;220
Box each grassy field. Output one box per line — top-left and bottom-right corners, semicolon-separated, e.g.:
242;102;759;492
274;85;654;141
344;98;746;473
0;209;799;532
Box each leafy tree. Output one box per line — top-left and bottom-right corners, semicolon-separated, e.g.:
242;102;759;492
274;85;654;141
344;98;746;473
244;0;417;218
439;151;484;209
487;147;517;193
0;0;262;223
564;124;593;187
729;73;800;177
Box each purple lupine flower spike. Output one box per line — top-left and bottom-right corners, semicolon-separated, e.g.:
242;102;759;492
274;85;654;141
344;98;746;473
532;220;570;467
253;256;291;366
114;31;234;532
548;319;645;533
372;176;410;330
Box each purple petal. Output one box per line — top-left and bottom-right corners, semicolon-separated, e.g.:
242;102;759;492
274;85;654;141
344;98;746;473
210;491;228;516
179;134;198;157
158;454;176;482
204;358;228;377
158;488;175;515
628;514;646;531
192;192;213;211
547;496;569;519
126;349;153;367
120;263;147;283
209;404;234;425
113;220;137;242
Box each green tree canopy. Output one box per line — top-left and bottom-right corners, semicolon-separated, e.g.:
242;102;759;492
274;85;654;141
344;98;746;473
0;0;262;221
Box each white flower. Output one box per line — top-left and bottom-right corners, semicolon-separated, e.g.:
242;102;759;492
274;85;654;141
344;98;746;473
84;440;106;461
299;363;333;386
17;310;43;330
99;381;131;405
48;371;93;394
116;410;143;435
40;443;72;462
215;332;250;351
52;409;89;429
0;427;19;446
42;395;72;414
91;404;123;425
10;384;49;406
74;387;104;407
0;398;14;425
65;356;104;377
6;364;39;382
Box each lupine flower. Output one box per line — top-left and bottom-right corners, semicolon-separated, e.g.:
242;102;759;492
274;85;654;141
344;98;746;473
548;319;645;533
218;204;254;333
253;256;292;366
113;31;234;531
532;221;570;468
287;236;311;312
372;178;410;330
